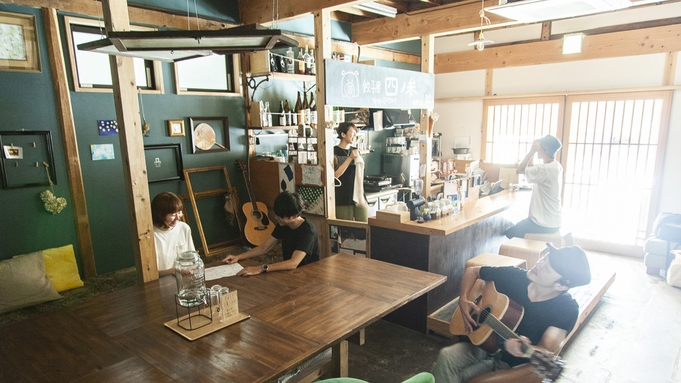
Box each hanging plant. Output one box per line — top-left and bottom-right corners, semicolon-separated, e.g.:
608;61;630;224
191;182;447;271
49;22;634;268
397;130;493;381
40;162;66;214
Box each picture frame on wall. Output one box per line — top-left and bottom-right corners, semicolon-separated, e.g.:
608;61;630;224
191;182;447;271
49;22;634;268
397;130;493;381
144;143;184;183
0;11;41;73
0;131;55;189
167;119;185;137
189;116;230;154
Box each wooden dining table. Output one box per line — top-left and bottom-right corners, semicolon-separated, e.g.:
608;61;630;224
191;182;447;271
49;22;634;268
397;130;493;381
0;254;445;383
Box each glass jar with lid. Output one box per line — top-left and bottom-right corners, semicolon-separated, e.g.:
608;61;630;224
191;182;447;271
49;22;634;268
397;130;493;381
174;250;207;307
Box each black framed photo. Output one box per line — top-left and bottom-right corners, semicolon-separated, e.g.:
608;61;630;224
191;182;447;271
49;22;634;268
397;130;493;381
189;116;230;154
0;130;56;189
144;143;184;183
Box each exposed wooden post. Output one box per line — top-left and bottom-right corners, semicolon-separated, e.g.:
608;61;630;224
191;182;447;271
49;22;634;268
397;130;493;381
420;34;434;199
101;0;157;283
314;8;333;259
43;7;96;278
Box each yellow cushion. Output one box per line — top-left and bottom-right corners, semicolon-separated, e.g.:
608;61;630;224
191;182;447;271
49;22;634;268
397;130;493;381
42;245;84;292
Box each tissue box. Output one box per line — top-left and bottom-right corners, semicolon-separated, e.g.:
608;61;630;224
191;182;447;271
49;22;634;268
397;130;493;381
376;210;410;223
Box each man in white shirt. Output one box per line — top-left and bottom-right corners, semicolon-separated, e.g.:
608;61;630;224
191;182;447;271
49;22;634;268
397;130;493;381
506;135;563;239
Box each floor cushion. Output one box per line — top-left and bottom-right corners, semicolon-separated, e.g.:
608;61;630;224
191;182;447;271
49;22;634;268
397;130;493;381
0;252;62;314
42;244;84;292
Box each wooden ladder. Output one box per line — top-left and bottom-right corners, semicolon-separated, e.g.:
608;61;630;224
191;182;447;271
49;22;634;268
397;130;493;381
182;165;245;258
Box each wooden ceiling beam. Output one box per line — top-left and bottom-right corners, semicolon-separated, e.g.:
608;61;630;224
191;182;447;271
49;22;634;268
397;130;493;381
434;23;681;73
8;0;233;30
352;0;516;45
283;33;420;64
239;0;370;25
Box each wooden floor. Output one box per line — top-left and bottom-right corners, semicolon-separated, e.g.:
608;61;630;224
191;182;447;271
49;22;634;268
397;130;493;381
345;251;681;383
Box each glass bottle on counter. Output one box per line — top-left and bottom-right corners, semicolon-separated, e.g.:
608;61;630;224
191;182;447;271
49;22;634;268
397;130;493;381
264;101;272;127
286;47;295;74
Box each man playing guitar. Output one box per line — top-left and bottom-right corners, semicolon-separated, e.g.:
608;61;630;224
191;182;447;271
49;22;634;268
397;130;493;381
432;244;591;383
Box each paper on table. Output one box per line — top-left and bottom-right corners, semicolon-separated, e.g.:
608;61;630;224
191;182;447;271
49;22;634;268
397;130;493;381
205;263;244;280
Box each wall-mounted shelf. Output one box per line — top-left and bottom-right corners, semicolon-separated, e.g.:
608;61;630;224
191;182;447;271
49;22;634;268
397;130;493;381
251;71;316;82
248;125;300;130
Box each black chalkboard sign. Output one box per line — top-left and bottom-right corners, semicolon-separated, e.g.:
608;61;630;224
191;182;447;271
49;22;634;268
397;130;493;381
324;60;434;109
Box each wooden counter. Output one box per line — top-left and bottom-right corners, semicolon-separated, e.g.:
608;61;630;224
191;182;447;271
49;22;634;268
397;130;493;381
369;190;530;333
368;190;530;237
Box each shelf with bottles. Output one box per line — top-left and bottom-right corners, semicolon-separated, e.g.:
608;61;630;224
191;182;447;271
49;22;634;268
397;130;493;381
249;46;317;80
250;87;318;130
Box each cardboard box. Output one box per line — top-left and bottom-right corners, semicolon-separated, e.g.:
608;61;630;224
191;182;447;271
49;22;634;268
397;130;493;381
375;210;410;223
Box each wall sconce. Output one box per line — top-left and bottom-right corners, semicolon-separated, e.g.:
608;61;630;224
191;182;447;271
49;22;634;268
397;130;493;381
563;33;583;54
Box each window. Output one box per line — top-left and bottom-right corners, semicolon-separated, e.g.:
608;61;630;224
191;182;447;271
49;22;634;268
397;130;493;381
64;17;163;93
484;92;671;248
175;54;240;96
482;97;564;164
563;92;671;246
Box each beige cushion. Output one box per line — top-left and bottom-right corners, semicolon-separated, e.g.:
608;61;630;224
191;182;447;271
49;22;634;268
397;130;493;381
0;252;62;314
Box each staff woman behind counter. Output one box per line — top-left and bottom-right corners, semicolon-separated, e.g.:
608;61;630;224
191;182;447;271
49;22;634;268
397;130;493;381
333;122;369;222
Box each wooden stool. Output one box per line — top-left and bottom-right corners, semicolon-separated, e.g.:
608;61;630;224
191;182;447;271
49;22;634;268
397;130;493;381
499;237;548;269
466;252;526;269
525;227;574;247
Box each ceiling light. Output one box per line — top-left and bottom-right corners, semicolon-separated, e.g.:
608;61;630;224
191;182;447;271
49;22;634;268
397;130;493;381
486;0;633;23
468;0;495;51
563;32;583;54
78;24;298;62
354;2;398;18
468;31;495;51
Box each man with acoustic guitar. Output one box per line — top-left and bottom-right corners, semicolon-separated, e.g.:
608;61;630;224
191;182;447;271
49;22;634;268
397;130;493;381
222;191;319;276
432;244;591;383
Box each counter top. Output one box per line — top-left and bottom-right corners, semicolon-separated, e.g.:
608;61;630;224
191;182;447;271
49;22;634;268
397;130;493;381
368;190;530;236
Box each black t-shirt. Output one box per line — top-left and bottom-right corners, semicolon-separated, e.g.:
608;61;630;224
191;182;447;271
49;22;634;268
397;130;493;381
271;217;320;266
479;266;579;366
334;145;355;206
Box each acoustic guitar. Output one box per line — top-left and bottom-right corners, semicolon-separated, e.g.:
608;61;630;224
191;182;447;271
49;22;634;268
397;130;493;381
450;279;565;382
236;160;275;246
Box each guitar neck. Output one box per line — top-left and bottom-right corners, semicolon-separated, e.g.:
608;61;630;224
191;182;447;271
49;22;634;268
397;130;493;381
482;312;534;356
238;164;259;211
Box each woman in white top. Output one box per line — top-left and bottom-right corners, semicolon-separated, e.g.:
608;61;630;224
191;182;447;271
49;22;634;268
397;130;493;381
151;192;195;277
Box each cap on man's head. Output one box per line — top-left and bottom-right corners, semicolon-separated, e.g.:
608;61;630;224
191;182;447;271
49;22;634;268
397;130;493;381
539;135;562;158
547;243;591;288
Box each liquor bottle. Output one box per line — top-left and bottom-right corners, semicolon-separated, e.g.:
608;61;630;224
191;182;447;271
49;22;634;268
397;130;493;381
283;99;291;126
302;91;310;125
295;91;304;126
265;101;272;127
278;100;286;126
286;47;294;74
269;52;278;73
309;92;317;125
291;96;299;126
297;48;305;74
278;53;286;73
304;45;312;75
310;48;316;75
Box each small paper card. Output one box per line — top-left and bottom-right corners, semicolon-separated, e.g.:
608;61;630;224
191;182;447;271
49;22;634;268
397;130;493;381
222;290;239;320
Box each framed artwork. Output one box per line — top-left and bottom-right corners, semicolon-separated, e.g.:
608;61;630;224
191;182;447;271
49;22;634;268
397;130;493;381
144;144;184;183
167;119;185;137
189;116;230;154
0;11;41;72
0;131;55;189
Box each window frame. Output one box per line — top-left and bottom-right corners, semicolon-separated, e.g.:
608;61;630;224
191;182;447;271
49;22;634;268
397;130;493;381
174;53;242;97
64;16;164;94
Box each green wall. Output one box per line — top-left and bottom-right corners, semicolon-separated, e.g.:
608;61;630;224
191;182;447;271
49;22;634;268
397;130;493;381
0;5;248;275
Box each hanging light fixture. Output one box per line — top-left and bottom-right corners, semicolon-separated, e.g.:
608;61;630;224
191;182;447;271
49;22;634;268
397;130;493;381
468;0;495;51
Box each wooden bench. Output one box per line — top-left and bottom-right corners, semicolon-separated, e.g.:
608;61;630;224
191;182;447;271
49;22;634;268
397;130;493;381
525;227;574;247
426;269;616;340
465;252;527;269
499;237;549;268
